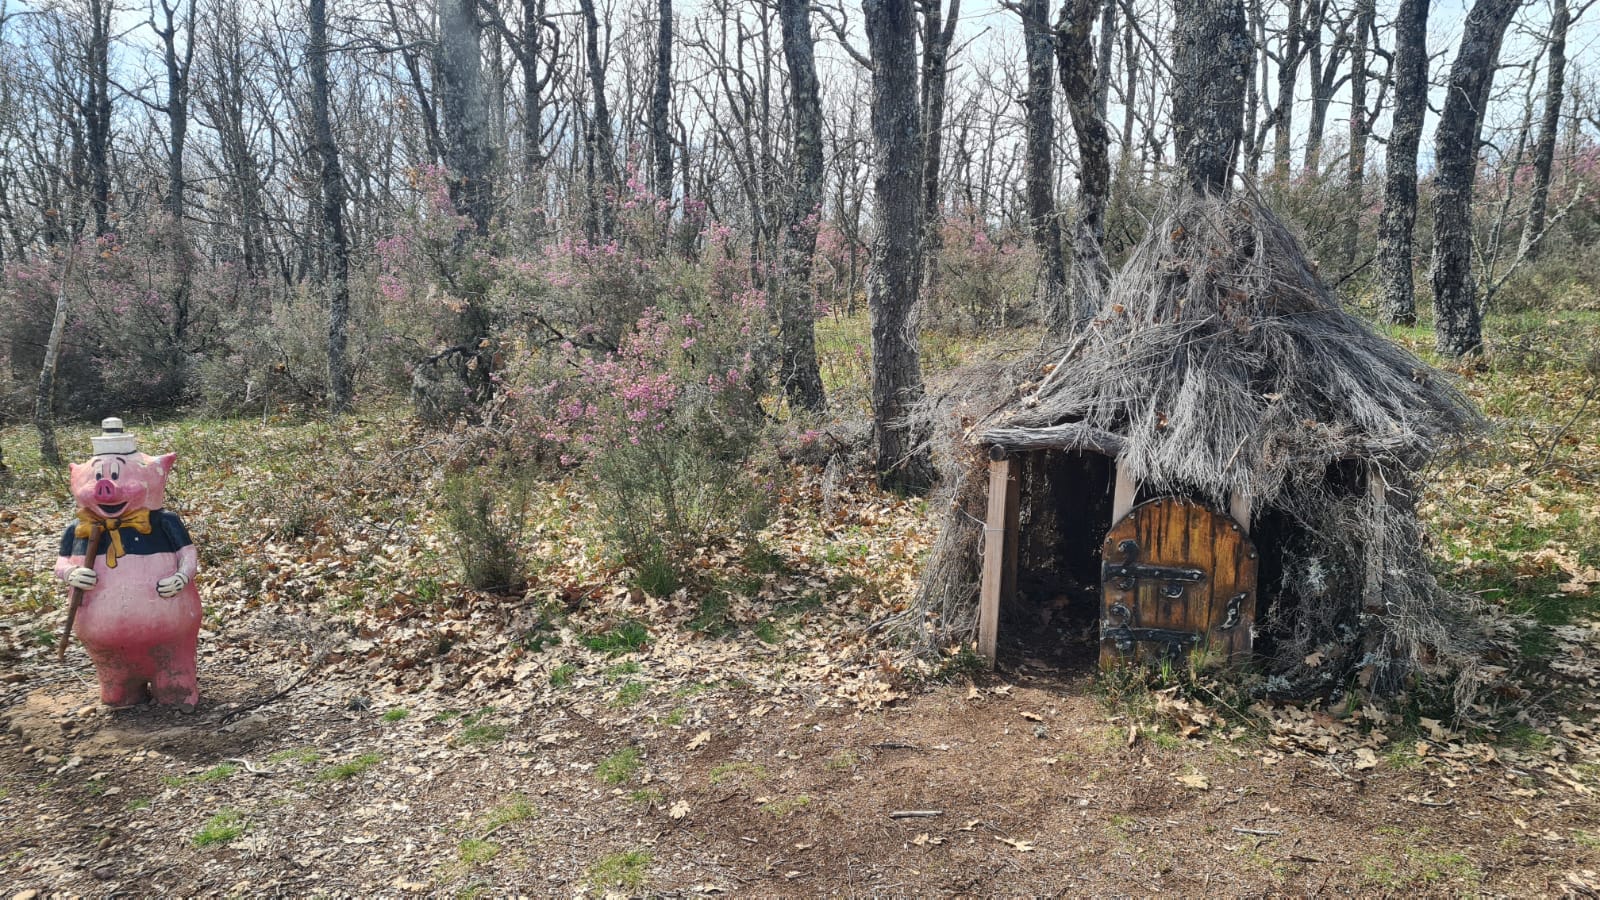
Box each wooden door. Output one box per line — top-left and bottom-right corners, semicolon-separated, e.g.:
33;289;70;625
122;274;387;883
1099;496;1258;670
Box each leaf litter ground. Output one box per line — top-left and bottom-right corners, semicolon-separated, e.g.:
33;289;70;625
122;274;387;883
3;320;1599;896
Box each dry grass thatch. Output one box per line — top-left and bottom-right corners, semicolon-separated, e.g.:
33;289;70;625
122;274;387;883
904;194;1488;701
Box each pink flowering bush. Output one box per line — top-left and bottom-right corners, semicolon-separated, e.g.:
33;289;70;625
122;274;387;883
521;297;770;584
927;213;1035;330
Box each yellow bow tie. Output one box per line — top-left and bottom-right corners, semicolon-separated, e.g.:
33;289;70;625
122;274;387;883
76;508;152;569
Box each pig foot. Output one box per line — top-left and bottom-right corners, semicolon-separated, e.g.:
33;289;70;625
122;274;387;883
152;669;199;711
99;677;151;709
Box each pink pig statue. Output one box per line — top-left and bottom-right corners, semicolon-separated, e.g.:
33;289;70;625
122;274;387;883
53;418;201;710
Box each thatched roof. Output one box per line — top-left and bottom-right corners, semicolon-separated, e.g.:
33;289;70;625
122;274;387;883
979;195;1482;508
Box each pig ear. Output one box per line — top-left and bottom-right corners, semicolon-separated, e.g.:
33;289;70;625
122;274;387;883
153;453;177;476
69;462;87;481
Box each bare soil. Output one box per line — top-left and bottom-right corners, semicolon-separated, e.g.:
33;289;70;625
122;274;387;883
4;637;1597;898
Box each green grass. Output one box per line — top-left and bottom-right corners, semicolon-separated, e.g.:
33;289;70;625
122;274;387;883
127;797;151;811
628;788;665;806
382;707;410;722
316;753;382;782
611;681;646;707
474;797;537;837
548;663;577;687
708;761;766;785
192;809;247;847
581;620;650;655
454;724;509;747
596;747;642;785
457;838;500;864
268;747;322;765
760;794;810;817
824;750;858;771
587;850;650;891
162;762;239;788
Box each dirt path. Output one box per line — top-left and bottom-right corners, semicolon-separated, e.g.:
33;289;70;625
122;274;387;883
5;637;1597;898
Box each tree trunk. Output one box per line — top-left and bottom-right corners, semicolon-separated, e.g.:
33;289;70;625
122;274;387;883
1056;0;1111;324
650;0;673;197
1375;0;1426;326
438;0;495;236
1430;0;1519;357
578;0;620;237
1172;0;1251;194
919;0;959;302
1521;0;1567;262
309;0;352;413
1020;0;1068;330
864;0;933;493
520;0;551;236
84;0;113;237
1271;0;1303;180
35;246;78;467
777;0;826;412
1338;0;1373;274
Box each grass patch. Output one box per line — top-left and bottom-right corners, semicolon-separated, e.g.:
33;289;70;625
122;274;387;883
604;660;642;677
587;850;650;892
382;708;410;722
628;788;665;806
316;752;382;782
127;797;151;811
825;750;858;771
581;620;649;655
760;794;811;817
475;797;537;837
611;681;646;707
267;747;322;766
596;747;642;785
708;760;767;785
454;723;509;747
457;838;500;865
162;762;239;788
549;663;577;687
192;809;247;847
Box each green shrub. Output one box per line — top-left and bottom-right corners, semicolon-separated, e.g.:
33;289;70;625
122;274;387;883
441;467;530;593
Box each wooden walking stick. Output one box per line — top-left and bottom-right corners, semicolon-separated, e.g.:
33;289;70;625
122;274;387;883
56;520;102;662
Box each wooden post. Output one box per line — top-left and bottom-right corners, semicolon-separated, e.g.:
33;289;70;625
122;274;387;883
978;447;1021;667
1111;461;1136;522
1229;491;1252;533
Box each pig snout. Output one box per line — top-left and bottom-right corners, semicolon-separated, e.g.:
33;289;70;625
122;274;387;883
94;479;122;503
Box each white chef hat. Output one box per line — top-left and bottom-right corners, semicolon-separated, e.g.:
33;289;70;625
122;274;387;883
91;417;139;456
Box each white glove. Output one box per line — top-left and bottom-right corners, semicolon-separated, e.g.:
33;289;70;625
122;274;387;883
66;567;97;590
156;572;188;598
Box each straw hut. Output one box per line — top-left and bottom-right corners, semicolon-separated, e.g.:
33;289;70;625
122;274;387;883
909;195;1484;698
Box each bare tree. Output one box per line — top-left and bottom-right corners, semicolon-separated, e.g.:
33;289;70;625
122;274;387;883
919;0;959;299
439;0;495;235
1375;0;1427;325
577;0;620;237
864;0;933;492
1520;0;1575;261
308;0;352;412
650;0;673;197
1014;0;1068;329
777;0;826;412
1430;0;1521;357
1056;0;1111;324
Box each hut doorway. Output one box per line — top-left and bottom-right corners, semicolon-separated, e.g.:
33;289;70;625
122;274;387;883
980;448;1116;670
976;449;1258;673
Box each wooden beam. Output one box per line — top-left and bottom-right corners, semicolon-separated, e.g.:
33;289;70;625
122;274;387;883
1229;491;1252;533
1111;462;1137;522
977;453;1020;667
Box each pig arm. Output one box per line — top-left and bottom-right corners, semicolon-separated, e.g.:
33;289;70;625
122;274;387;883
160;511;199;582
53;525;88;582
175;545;198;582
